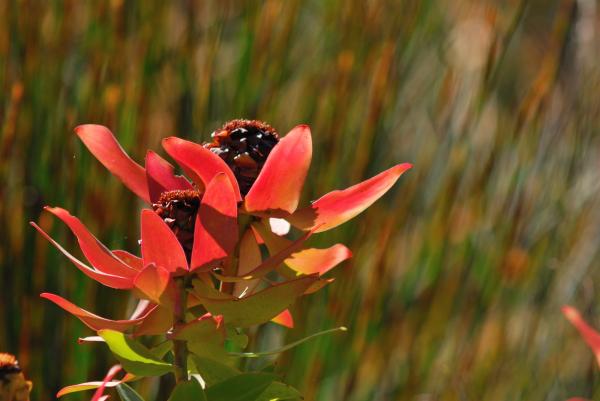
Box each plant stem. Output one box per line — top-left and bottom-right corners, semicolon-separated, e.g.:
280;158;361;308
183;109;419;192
172;276;189;383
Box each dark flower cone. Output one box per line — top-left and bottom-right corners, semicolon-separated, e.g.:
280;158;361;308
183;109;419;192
152;189;202;261
204;119;279;195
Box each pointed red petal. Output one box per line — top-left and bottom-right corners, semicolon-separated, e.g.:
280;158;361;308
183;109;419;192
41;293;146;331
141;209;188;273
191;173;238;271
245;125;312;214
145;150;193;203
91;365;122;401
289;163;412;232
233;229;262;297
563;306;600;367
31;222;133;289
162;137;242;201
286;244;352;276
75;125;149;203
271;309;294;328
134;264;170;304
45;207;138;278
112;250;143;271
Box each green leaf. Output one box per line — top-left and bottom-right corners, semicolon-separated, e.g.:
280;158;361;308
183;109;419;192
229;326;347;358
116;383;145;401
150;341;173;359
168;380;207;401
225;327;249;352
256;382;302;401
98;329;174;377
188;355;239;387
205;373;276;401
196;276;320;327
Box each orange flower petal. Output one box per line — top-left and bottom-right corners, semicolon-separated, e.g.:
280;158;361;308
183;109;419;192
162;137;242;201
289;163;412;232
563;305;600;367
245;125;312;214
31;222;133;289
190;174;238;272
75;125;149;203
141;209;188;273
286;244;352;276
271;309;294;328
145;150;193;203
45;207;138;278
41;293;147;331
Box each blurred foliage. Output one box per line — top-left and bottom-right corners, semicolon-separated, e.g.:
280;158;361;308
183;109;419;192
2;0;600;400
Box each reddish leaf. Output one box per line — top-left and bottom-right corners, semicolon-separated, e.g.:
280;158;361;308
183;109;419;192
45;207;138;278
145;150;193;203
162;137;242;201
253;221;349;276
112;250;143;271
41;293;148;331
195;275;320;327
272;310;294;328
233;229;262;297
91;365;122;401
216;227;316;282
563;306;600;367
288;163;412;232
170;313;224;342
133;305;174;337
245;125;312;214
56;373;135;398
75;125;149;203
31;222;133;289
191;173;238;271
133;264;170;304
141;209;188;273
286;244;352;276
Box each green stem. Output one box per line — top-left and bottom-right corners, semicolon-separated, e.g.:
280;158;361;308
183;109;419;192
173;276;189;383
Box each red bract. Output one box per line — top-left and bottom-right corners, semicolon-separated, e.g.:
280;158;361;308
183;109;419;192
562;306;600;367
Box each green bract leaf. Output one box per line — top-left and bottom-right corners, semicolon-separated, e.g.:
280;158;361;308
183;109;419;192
229;326;347;358
98;330;174;377
256;382;302;401
168;380;207;401
116;383;145;401
188;355;239;387
196;276;320;327
205;373;276;401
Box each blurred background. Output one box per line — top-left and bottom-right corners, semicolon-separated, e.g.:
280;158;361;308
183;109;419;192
2;0;600;400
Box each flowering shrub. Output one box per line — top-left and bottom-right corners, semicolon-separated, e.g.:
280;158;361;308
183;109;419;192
34;120;411;400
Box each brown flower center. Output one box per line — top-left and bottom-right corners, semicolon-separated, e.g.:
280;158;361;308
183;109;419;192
0;353;21;382
152;189;202;261
204;119;279;195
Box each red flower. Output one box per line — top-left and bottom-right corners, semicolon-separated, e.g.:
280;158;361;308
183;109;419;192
75;122;411;274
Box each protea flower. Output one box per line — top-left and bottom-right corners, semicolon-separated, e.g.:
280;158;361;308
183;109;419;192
0;353;32;401
75;120;411;279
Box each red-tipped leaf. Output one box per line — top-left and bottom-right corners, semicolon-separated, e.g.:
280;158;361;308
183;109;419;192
31;222;133;289
41;293;147;331
190;173;238;271
563;305;600;367
112;250;143;271
141;209;188;273
286;244;352;276
289;163;412;232
45;207;138;278
91;365;122;401
272;309;294;328
75;124;149;203
245;125;312;214
162;137;242;201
